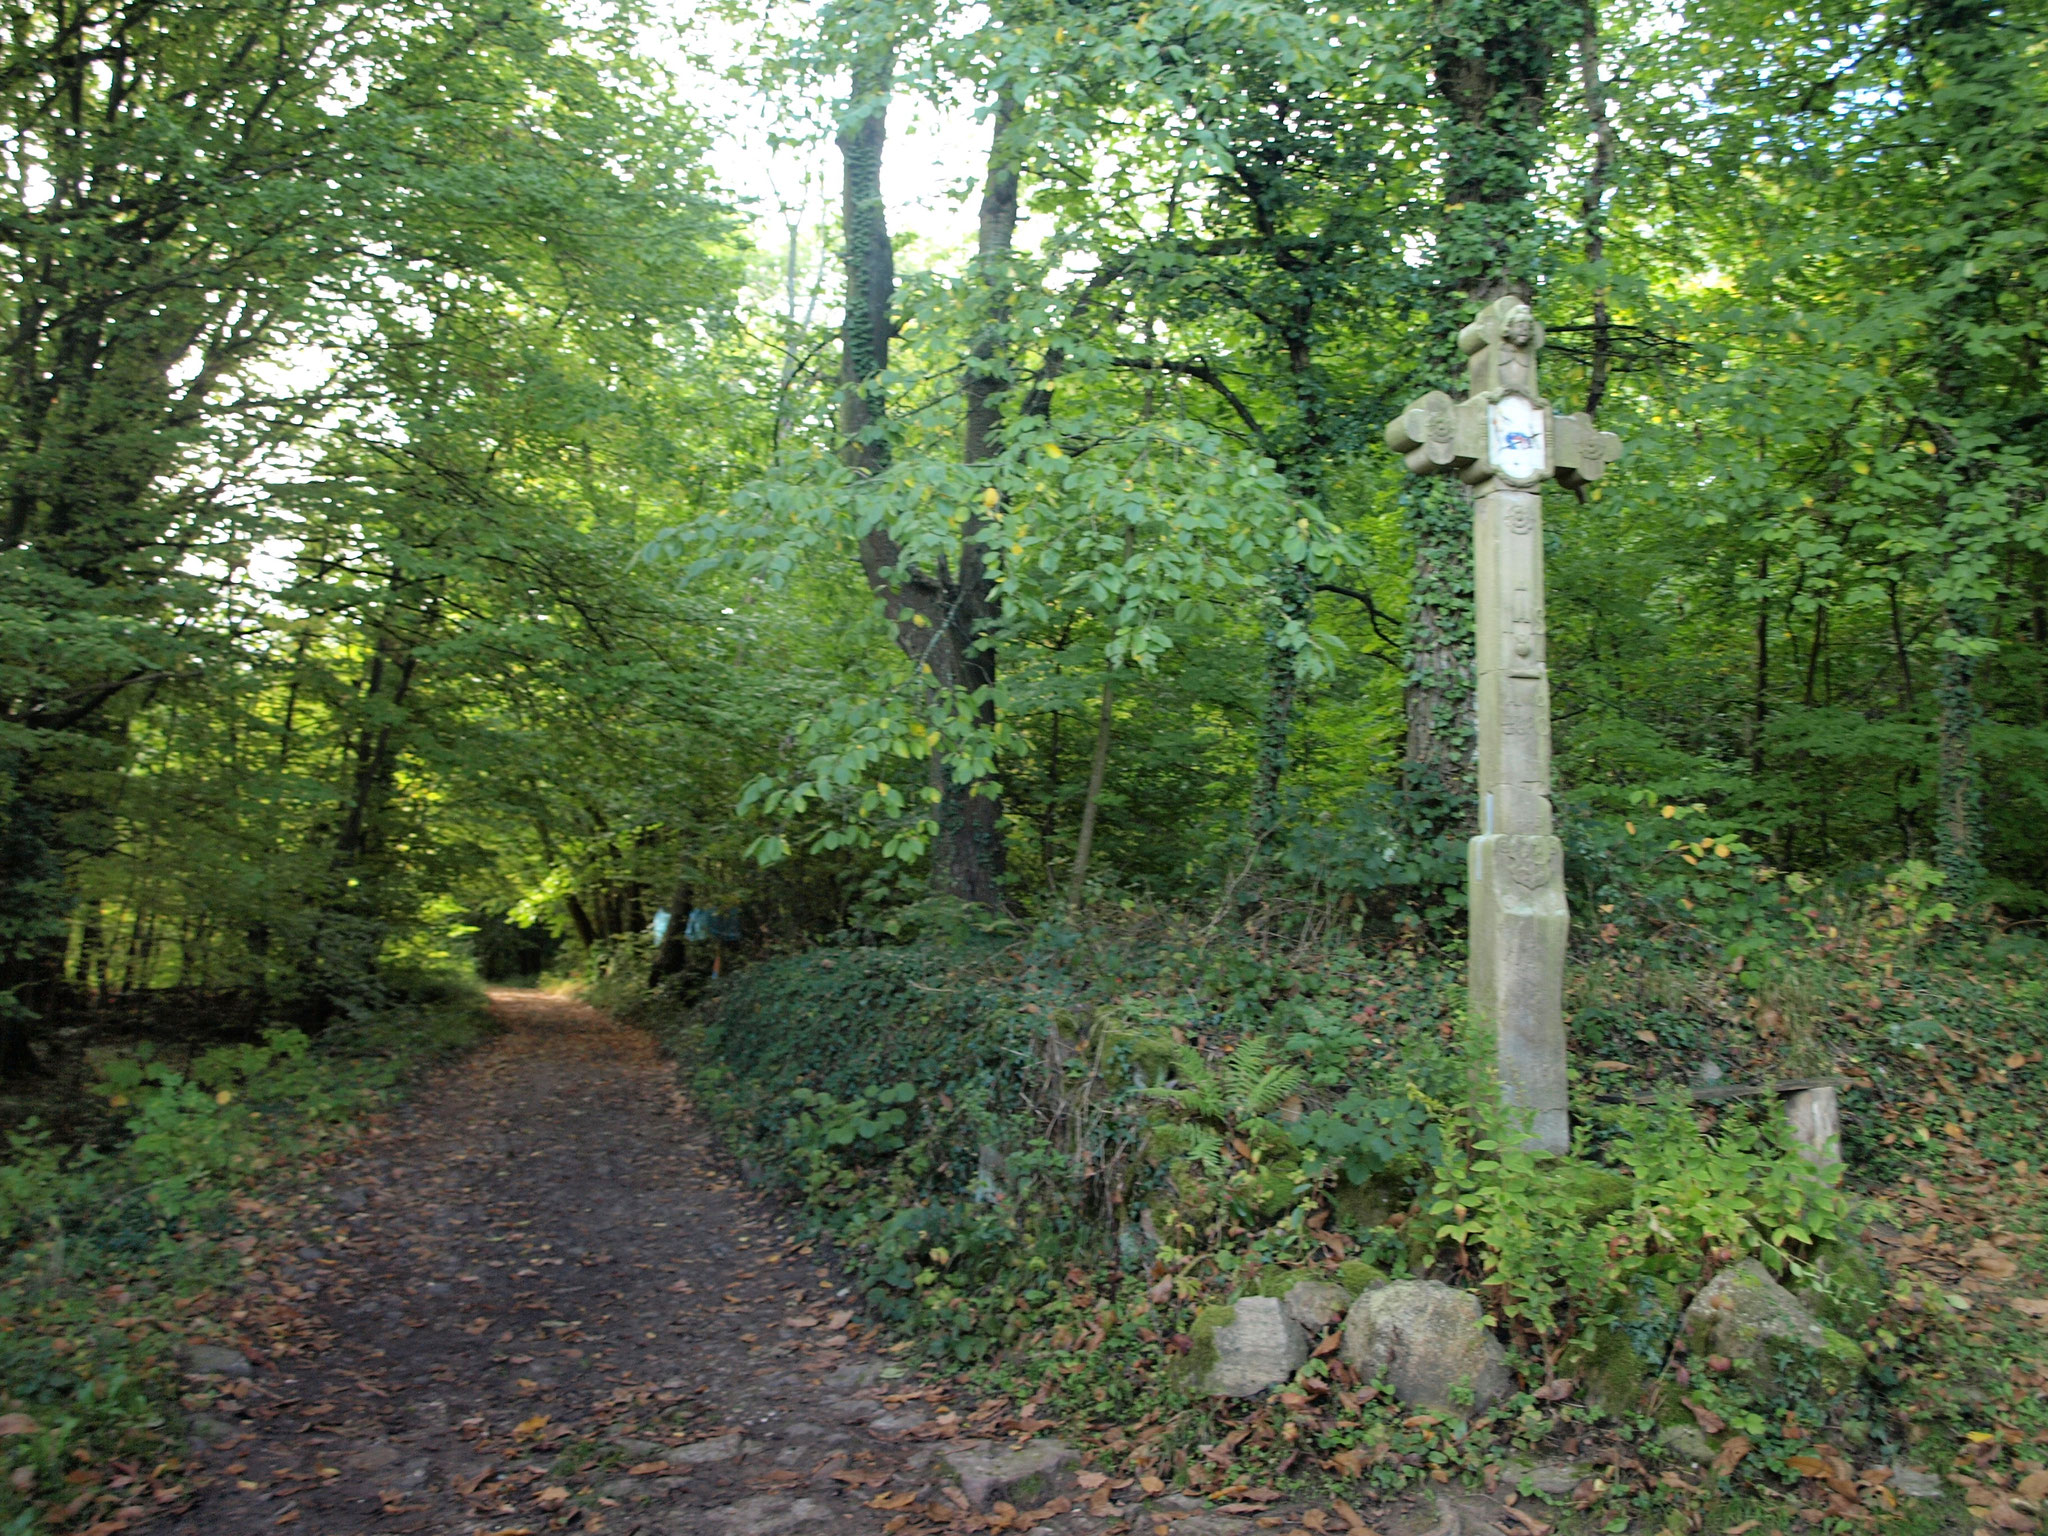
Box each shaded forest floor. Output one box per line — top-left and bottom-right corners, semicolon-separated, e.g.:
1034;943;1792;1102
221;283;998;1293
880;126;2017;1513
132;992;1455;1536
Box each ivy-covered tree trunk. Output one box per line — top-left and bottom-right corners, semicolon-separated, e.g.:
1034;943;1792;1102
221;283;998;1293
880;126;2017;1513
835;54;1009;908
1254;561;1314;846
1400;478;1477;806
1402;0;1577;817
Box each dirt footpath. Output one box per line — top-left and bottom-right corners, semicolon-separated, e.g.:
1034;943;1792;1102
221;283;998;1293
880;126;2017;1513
141;990;989;1536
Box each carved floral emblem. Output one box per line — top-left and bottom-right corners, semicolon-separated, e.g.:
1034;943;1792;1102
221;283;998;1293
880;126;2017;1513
1500;837;1554;890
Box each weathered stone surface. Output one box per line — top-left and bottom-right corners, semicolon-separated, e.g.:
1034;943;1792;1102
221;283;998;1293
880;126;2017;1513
1658;1423;1714;1463
1173;1518;1254;1536
1517;1462;1589;1498
868;1408;928;1433
1681;1260;1864;1397
1890;1467;1943;1499
707;1494;832;1535
818;1397;884;1425
1385;297;1616;1157
1340;1281;1512;1413
940;1439;1077;1510
183;1344;252;1377
666;1432;748;1465
826;1361;885;1391
1782;1084;1841;1169
185;1414;244;1446
1202;1296;1308;1397
1281;1281;1353;1333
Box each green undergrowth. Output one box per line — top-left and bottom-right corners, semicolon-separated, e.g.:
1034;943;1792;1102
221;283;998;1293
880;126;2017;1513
0;981;494;1536
640;878;2048;1531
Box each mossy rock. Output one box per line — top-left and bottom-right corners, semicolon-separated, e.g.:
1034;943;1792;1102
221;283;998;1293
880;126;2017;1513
1682;1259;1866;1400
1792;1234;1887;1333
1172;1304;1238;1389
1336;1259;1390;1298
1331;1171;1412;1234
1562;1324;1647;1418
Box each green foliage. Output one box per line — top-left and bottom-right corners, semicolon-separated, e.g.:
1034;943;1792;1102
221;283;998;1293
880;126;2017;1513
1428;1093;1847;1343
0;992;491;1533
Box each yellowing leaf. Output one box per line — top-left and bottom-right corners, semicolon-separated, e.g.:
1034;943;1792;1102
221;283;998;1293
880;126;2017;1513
514;1415;549;1438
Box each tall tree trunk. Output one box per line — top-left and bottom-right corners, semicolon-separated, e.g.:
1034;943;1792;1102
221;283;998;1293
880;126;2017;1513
1936;603;1986;903
834;55;1011;909
1576;2;1615;418
1254;560;1314;844
1402;0;1574;815
1068;527;1134;905
1400;478;1477;807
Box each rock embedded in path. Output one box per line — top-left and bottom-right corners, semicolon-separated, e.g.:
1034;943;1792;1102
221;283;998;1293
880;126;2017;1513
1339;1280;1512;1413
181;1343;252;1378
1199;1295;1308;1396
941;1438;1079;1510
666;1431;749;1465
1680;1259;1864;1397
709;1493;834;1535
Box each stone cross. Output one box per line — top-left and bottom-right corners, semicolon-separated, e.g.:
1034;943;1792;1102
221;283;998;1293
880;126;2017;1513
1385;296;1622;1152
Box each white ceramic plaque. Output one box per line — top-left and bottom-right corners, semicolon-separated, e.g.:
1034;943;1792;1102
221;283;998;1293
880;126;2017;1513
1488;395;1545;482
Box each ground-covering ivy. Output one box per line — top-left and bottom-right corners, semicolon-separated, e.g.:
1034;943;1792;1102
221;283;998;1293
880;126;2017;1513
643;860;2048;1536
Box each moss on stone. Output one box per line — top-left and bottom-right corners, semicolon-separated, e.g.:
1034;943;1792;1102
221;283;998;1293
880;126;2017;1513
1174;1304;1237;1389
1336;1259;1389;1298
1330;1172;1411;1234
1793;1235;1888;1333
1564;1324;1647;1418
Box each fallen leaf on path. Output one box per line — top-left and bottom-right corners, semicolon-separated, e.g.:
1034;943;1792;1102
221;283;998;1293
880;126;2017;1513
1532;1378;1575;1403
827;1309;855;1330
869;1490;919;1509
2010;1299;2048;1318
1724;1521;1759;1534
2020;1472;2048;1501
1139;1475;1166;1495
514;1415;549;1438
626;1462;669;1476
1682;1397;1727;1435
0;1414;39;1435
1967;1240;2019;1280
274;1513;298;1526
1710;1436;1752;1477
535;1486;569;1506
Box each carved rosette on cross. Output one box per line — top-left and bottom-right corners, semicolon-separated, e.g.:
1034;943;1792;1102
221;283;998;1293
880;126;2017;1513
1383;296;1623;1154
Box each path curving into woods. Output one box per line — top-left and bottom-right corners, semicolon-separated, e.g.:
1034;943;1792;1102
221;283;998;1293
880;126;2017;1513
140;990;972;1536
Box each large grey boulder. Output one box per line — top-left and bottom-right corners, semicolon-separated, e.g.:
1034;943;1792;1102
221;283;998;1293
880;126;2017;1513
940;1439;1078;1510
1681;1260;1864;1397
1339;1281;1512;1413
1200;1296;1308;1397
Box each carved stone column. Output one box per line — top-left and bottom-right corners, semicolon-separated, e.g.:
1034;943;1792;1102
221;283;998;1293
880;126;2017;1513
1386;296;1621;1152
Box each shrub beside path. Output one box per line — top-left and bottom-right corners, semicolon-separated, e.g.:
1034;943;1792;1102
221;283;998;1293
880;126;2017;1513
138;989;968;1536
